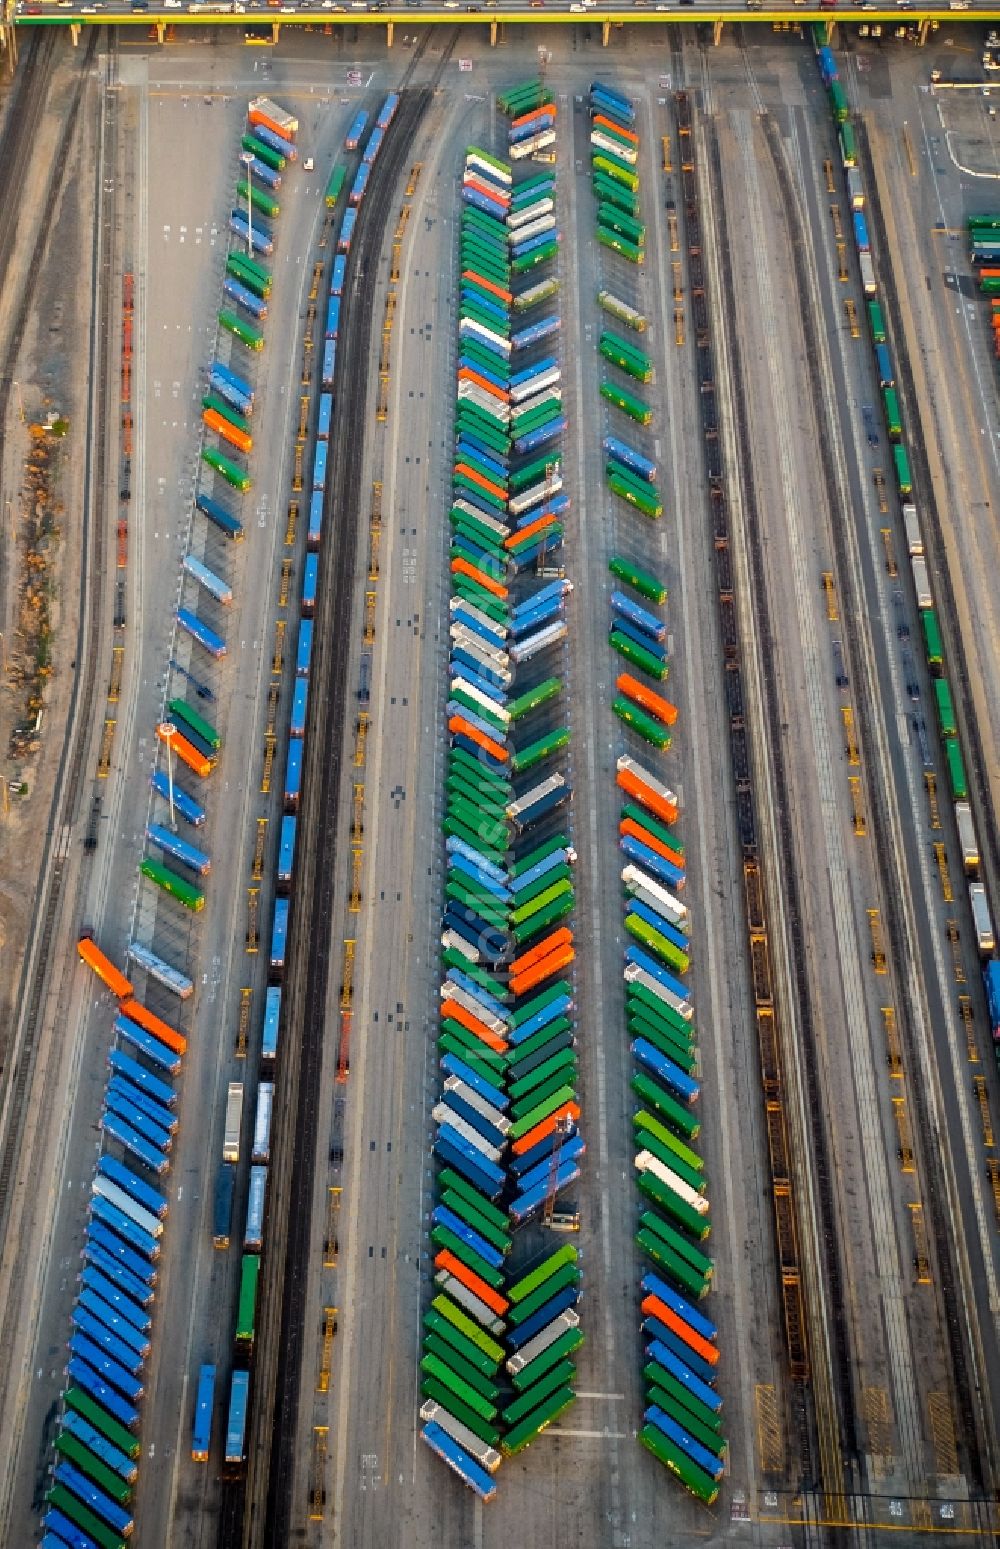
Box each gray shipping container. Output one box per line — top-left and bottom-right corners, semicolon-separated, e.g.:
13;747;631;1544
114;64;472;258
859;251;876;296
847;167;865;210
911;556;932;610
223;1081;244;1164
955;802;979;875
903;503;922;557
969;883;995;954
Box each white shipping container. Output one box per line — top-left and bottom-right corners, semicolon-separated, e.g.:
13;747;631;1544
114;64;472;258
911;556;932;610
440;984;508;1038
969;882;995;954
432;1104;504;1163
433;1271;505;1333
251;1082;274;1165
589;130;638;166
955;802;979;875
623;963;693;1021
859;251;876;296
508;620;568;662
509;367;561;404
223;1081;244;1164
903;503;922;557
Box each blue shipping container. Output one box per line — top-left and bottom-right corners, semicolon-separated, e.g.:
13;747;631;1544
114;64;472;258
290;678;308;738
322;338;337;389
262;985;282;1061
313;441;328;493
278;815;297;887
150;769;206;827
177;608;226;660
270;897;289;970
284;740;303;810
146;822;211;877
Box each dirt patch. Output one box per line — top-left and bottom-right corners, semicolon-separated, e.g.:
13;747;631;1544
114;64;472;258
0;66;94;1061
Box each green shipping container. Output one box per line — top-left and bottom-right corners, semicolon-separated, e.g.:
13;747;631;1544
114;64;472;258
921;608;943;673
610;629;668;682
934;678;957;737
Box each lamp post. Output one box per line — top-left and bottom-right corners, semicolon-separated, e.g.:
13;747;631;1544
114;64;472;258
158;722;178;832
240;150;256;259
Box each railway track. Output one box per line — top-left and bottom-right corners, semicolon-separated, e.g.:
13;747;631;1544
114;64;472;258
701;108;861;1493
226;37;456;1549
847;118;993;1496
753;96;993;1511
855;124;1000;943
0;30;118;1538
0;28;109;1269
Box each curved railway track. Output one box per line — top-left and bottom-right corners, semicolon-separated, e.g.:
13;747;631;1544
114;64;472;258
224;35;457;1549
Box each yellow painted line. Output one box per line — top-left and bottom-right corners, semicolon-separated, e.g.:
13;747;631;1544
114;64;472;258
19;10;1000;28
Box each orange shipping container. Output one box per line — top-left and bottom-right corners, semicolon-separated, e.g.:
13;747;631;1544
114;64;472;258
511;103;558;131
435;1249;510;1315
511;1101;581;1157
453;461;508;502
441;1000;508;1054
463;174;511;208
510;926;573;978
460;269;513;304
641;1294;719;1366
120;998;188;1057
510;943;575;998
248;106;297;141
203;408;252;455
157;722;213;778
506;514;555;551
451;557;508;599
77;937;133;1002
616;673;677;727
457;367;508;405
620;817;685;874
616;767;678;826
592;112;639;146
448;715;509;764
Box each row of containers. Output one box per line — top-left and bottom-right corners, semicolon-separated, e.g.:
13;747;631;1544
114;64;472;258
589;79;727;1505
420;82;590;1498
206;89;406;1481
812;35;1000;1047
585;82;663;525
147;92;303;912
37;95;300;1549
